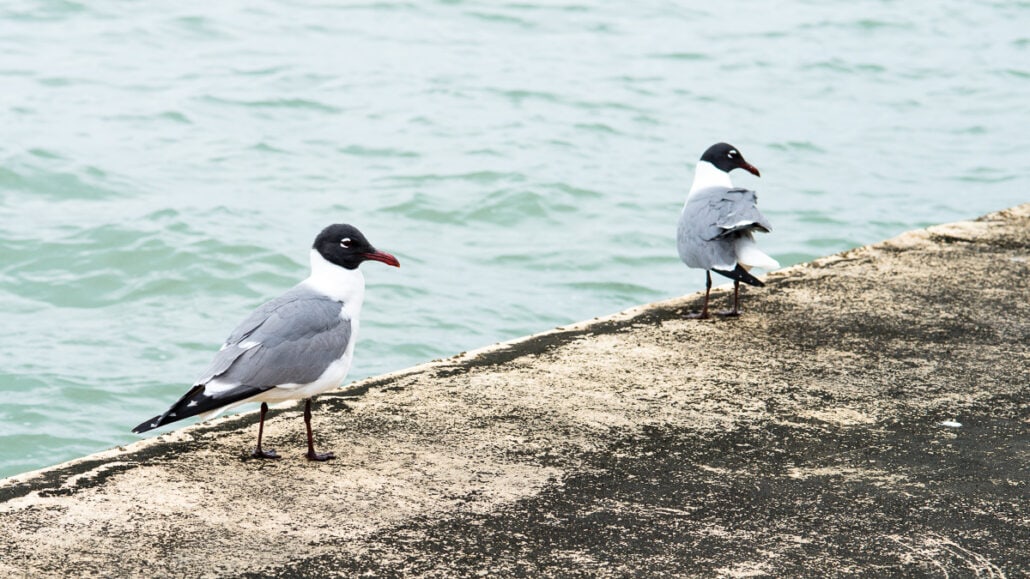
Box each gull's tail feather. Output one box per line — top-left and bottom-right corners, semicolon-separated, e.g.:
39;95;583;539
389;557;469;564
734;237;780;270
131;384;263;433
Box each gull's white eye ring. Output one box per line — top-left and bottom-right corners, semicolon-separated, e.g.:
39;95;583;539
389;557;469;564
340;238;352;248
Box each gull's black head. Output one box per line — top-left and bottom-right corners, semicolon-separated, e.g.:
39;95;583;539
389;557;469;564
313;224;400;270
699;142;760;177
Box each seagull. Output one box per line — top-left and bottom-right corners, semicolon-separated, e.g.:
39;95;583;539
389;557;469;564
132;224;400;461
677;143;778;319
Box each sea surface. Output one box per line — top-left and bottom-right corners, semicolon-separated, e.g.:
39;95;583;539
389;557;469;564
1;0;1027;478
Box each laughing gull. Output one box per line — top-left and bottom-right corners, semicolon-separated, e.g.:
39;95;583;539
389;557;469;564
132;224;400;461
677;143;779;319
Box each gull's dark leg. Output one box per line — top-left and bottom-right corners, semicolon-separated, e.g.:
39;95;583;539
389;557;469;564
304;398;335;461
251;402;280;459
718;281;742;317
688;271;712;320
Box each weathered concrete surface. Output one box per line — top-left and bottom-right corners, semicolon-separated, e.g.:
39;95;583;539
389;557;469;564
1;205;1028;578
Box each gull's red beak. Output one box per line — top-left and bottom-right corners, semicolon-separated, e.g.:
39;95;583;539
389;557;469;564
742;162;761;177
363;250;400;268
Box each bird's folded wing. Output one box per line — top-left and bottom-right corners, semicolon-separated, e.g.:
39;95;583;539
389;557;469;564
195;288;353;389
688;187;773;241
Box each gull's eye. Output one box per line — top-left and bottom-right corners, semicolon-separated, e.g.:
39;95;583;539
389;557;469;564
728;150;738;158
340;238;352;248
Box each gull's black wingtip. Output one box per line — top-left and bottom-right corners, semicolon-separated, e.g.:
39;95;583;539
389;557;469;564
131;415;163;434
130;384;264;435
712;264;765;287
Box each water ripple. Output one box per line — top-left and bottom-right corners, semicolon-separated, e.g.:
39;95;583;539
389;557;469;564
0;165;128;201
338;144;420;158
198;95;343;114
464;11;538;28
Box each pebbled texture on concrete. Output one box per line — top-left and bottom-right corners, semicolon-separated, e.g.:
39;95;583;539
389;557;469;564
1;204;1028;578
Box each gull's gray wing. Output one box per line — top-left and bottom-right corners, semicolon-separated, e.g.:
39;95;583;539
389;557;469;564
677;187;773;270
196;285;352;389
132;285;353;434
694;187;772;240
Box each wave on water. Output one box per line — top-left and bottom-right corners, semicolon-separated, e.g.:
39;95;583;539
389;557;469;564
1;215;301;309
380;180;598;226
0;164;129;201
198;95;343;114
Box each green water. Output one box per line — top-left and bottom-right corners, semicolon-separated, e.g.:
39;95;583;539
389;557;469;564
1;1;1028;477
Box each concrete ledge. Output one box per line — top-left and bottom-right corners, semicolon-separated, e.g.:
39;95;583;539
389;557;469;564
2;204;1028;577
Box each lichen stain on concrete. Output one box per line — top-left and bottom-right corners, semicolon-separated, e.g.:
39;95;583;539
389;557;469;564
1;204;1028;577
